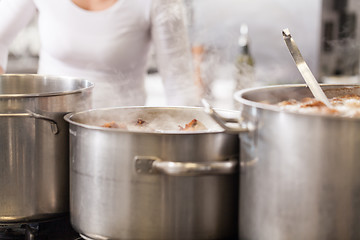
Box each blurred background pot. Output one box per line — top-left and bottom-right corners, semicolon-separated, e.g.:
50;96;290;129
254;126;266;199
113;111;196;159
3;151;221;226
0;74;93;223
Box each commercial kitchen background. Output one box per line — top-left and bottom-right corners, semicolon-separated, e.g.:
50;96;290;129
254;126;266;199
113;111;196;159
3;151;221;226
6;0;360;108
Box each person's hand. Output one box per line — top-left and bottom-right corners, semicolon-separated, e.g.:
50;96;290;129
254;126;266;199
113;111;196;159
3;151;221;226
0;66;4;74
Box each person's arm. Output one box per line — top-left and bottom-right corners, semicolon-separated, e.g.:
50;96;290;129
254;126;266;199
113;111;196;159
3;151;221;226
0;66;4;74
150;0;201;106
0;0;37;72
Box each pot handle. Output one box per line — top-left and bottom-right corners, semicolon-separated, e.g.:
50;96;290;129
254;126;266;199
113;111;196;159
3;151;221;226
0;110;59;135
134;156;238;176
201;99;249;134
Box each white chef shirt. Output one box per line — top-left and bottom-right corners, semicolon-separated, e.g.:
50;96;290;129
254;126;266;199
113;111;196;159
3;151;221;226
0;0;200;107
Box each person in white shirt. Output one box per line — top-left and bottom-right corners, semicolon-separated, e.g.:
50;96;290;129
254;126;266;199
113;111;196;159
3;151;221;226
0;0;201;107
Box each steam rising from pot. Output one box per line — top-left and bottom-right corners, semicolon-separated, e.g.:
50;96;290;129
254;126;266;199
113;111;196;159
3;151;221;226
68;107;229;133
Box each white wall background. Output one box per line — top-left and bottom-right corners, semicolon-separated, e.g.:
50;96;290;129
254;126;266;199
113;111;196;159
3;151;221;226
188;0;323;85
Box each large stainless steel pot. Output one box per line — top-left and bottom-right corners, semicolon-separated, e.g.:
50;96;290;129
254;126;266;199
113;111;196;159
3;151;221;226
0;74;93;223
221;84;360;240
64;107;239;240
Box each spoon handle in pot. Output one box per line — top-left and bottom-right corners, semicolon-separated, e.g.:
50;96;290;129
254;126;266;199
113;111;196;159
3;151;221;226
282;28;332;108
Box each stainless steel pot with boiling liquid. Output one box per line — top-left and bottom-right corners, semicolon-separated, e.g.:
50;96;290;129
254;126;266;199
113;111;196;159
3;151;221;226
210;84;360;240
0;74;93;223
64;106;239;240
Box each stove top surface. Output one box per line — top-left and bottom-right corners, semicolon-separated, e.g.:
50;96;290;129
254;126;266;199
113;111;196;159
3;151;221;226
0;216;82;240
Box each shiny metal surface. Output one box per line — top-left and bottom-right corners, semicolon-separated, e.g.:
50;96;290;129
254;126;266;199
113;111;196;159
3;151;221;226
65;107;239;240
202;98;249;133
0;111;60;134
0;74;93;223
135;156;238;176
234;84;360;240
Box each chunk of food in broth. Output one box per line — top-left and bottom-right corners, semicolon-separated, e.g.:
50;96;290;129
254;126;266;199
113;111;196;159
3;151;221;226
179;119;207;131
136;118;146;126
100;121;127;129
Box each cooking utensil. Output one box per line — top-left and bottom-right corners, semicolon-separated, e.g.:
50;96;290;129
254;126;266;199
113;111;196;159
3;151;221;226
65;106;240;240
201;98;245;133
0;74;93;223
282;28;332;107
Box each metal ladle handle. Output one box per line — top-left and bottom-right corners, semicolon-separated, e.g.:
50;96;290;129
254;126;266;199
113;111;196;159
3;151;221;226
282;28;332;108
201;98;249;134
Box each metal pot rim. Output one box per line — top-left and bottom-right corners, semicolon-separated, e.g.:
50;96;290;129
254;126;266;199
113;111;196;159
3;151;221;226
234;83;360;121
64;106;237;135
0;74;94;98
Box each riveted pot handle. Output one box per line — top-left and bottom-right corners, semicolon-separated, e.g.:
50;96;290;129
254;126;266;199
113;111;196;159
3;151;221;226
134;156;238;176
0;110;59;134
201;99;250;134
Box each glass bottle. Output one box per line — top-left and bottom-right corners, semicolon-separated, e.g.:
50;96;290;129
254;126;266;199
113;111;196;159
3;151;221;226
234;24;255;89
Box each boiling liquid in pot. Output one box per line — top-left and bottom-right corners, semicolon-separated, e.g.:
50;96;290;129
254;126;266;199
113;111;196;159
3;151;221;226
101;118;209;132
277;94;360;117
71;107;228;133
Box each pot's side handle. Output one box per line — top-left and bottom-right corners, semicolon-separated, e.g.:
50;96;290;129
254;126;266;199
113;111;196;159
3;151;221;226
0;110;59;134
201;99;249;134
134;156;238;176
